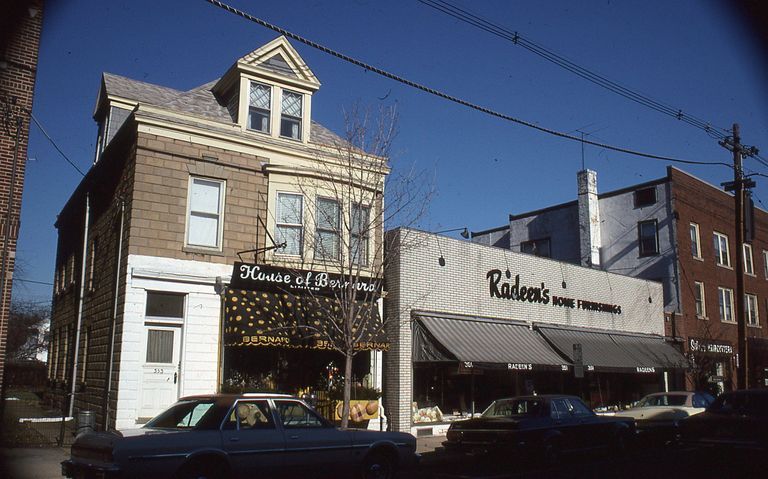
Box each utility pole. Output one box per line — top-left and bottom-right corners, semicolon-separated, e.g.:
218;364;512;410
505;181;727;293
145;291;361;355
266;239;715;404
721;123;758;390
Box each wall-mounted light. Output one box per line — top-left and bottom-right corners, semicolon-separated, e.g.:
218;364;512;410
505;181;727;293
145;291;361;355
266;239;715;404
431;227;469;267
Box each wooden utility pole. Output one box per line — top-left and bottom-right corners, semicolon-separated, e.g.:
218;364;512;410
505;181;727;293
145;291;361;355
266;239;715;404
721;123;757;390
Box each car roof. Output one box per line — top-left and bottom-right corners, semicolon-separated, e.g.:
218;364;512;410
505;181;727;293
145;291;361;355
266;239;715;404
492;395;580;401
178;393;298;402
644;391;694;396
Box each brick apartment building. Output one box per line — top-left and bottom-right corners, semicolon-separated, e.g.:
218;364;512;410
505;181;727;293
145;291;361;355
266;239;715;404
0;0;44;392
473;166;768;393
48;36;389;430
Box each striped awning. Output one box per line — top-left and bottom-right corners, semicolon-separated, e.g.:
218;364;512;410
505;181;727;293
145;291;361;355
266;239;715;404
537;326;686;373
413;314;569;371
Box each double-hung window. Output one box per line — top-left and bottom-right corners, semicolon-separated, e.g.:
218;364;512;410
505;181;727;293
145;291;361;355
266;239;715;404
694;281;706;318
764;251;768;279
638;220;659;256
276;193;303;256
744;244;755;275
248;82;271;133
746;293;759;327
714;232;730;267
280;90;302;140
718;287;735;323
351;203;370;266
186;177;224;249
315;198;340;260
690;223;701;259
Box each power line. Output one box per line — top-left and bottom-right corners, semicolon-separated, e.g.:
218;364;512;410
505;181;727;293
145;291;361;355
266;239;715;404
15;278;54;286
29;113;86;177
417;0;731;141
203;0;730;169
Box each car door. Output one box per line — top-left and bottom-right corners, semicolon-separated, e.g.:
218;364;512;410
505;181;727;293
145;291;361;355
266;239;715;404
220;400;285;479
274;399;354;477
549;398;579;450
566;397;610;450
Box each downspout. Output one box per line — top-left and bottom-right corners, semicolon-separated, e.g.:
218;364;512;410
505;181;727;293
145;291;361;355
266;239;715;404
69;193;90;417
103;198;125;430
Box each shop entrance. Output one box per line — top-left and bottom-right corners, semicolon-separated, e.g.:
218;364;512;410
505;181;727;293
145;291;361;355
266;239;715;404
223;347;375;421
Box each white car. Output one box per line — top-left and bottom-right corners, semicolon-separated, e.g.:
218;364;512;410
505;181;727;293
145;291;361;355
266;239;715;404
618;391;715;441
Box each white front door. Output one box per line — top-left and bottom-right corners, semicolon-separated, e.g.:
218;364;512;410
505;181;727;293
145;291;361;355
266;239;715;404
139;325;182;421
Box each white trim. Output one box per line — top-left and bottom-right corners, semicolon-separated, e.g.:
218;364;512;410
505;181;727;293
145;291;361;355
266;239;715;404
689;222;702;259
713;231;731;267
184;176;226;251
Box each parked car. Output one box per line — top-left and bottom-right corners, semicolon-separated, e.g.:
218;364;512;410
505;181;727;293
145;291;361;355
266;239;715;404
678;389;768;452
61;393;418;479
442;395;635;462
615;391;714;443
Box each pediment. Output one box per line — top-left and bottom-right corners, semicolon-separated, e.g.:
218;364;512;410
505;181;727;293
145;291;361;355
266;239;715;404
238;36;320;89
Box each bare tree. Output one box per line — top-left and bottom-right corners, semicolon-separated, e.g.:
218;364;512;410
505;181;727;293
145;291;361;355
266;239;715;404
686;319;733;395
271;104;432;427
6;300;50;361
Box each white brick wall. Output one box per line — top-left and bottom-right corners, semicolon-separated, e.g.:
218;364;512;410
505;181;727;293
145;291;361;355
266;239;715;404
115;255;231;430
384;228;665;432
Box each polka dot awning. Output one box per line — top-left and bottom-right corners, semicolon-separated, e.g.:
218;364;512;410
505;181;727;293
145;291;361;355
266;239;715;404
223;289;389;351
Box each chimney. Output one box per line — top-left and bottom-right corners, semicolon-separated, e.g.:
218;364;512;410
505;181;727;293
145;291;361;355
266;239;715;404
577;169;601;268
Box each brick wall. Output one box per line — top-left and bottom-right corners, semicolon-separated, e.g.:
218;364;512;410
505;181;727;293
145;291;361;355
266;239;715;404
132;132;269;263
0;0;43;393
48;132;136;426
384;227;665;432
670;166;768;389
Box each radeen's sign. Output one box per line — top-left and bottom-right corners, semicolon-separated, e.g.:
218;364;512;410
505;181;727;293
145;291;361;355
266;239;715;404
230;262;381;298
486;269;622;315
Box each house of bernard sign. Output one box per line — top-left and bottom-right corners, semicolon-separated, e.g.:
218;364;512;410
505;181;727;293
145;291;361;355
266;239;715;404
486;269;622;315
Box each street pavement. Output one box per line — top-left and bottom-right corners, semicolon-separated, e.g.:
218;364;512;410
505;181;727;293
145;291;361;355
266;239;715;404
2;436;765;479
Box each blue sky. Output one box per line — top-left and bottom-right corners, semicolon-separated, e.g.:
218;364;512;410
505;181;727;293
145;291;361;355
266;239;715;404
14;0;768;304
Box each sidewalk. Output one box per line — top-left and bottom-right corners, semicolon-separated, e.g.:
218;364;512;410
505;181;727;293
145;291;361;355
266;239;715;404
0;447;68;479
418;434;447;454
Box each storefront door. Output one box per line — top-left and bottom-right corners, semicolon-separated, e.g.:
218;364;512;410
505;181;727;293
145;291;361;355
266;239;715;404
139;324;182;420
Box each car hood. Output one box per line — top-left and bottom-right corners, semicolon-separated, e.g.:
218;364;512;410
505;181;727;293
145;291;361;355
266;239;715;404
618;407;701;421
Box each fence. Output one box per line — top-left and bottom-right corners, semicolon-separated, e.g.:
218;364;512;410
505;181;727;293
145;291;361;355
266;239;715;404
0;361;74;447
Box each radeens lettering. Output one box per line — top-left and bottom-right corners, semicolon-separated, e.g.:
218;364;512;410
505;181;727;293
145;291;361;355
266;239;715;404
486;270;550;304
507;363;533;371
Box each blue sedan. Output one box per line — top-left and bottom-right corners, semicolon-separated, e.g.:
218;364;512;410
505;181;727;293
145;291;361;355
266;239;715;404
61;393;417;479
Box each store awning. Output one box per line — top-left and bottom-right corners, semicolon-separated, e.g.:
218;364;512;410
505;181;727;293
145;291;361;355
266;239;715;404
537;326;686;373
223;289;389;351
413;314;569;371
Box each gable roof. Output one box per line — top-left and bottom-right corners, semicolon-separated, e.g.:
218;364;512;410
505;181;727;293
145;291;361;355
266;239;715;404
238;36;320;88
98;72;344;147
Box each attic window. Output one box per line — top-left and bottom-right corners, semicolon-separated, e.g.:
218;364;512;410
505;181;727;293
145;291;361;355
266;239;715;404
280;90;302;140
634;187;656;208
248;82;271;133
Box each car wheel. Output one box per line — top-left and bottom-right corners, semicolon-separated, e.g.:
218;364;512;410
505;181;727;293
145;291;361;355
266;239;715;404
360;451;396;479
177;458;224;479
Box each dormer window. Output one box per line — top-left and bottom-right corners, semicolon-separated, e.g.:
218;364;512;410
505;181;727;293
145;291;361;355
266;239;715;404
248;82;271;133
280;90;302;140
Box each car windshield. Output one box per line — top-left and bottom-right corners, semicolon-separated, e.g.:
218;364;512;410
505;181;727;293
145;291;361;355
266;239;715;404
482;399;544;417
636;394;687;407
145;399;216;429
